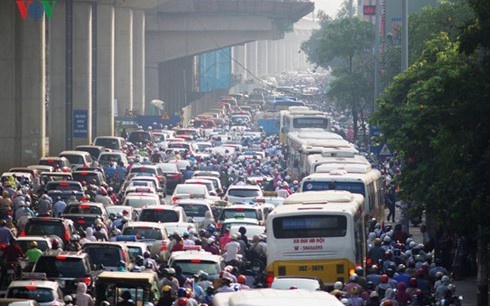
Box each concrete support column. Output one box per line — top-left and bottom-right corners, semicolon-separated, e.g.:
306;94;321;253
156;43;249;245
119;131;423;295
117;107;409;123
278;40;286;73
115;6;133;116
145;62;159;115
257;40;268;76
95;3;115;137
233;45;246;81
48;1;66;155
0;1;45;170
132;9;145;115
72;1;92;147
267;40;277;75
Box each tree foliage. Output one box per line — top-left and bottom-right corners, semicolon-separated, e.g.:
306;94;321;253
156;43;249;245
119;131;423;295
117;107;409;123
301;17;374;142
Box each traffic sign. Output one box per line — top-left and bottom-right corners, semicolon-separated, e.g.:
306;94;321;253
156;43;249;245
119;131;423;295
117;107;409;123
378;143;393;157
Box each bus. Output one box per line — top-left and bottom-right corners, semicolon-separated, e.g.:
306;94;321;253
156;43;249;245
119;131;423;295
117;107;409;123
279;107;330;143
266;191;366;286
305;153;370;176
299;168;384;220
286;131;356;180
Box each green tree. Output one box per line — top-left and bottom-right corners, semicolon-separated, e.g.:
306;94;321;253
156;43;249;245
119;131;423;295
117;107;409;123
301;17;374;142
372;31;490;305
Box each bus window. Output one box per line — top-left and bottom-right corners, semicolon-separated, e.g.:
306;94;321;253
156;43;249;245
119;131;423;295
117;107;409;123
272;215;347;239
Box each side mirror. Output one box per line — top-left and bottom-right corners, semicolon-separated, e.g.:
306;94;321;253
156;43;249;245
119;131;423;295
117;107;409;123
187;217;194;223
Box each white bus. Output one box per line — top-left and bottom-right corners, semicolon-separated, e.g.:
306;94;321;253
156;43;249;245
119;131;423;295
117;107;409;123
305;153;371;177
266;191;366;286
299;169;384;220
279;107;330;143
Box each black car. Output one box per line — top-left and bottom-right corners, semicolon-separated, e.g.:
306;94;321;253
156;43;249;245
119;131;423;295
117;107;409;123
157;163;182;194
20;217;78;248
32;251;99;294
61;202;111;232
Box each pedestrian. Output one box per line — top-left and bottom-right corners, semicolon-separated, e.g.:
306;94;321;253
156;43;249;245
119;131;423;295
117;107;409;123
385;186;396;222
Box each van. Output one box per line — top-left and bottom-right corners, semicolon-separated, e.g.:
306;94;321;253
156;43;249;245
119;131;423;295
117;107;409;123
93;136;126;151
82;242;132;271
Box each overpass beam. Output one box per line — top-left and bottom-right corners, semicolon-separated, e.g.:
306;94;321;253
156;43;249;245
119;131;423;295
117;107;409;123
95;3;115;137
0;1;46;170
132;9;145;115
115;6;133;116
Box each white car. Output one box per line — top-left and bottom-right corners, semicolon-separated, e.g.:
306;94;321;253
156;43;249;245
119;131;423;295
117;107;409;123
122;221;171;261
122;193;162;208
174;199;214;224
6;280;65;306
171;184;220;203
224;185;263;204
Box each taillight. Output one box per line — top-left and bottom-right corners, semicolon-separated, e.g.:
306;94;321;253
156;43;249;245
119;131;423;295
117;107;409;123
172;197;178;202
191;259;201;263
161;241;167;251
20;231;25;237
173;174;179;180
121;251;127;262
81;277;91;285
56;255;67;260
65;232;70;242
77;220;86;224
267;271;274;288
217;223;222;229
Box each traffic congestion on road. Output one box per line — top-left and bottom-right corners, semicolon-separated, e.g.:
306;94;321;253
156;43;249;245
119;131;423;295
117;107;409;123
0;73;464;306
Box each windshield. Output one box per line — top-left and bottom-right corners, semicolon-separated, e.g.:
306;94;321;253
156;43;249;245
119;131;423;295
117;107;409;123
159;164;178;172
130;167;157;175
63;204;103;215
8;287;55;303
24;222;65;238
17;240;49;253
128;132;152;143
272;215;347;238
123;227;163;240
39;159;64;168
73;173;101;185
179;204;209;218
302;181;365;195
174;185;206;195
227;189;260;197
172;260;219;277
292;117;328;129
124;198;159;208
34;257;88;277
83;246;122;266
45;182;81;192
99;154;122;164
59;154;85;165
139;210;179;223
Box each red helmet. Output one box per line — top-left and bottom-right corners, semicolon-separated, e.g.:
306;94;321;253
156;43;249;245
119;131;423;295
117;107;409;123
380;274;388;283
409;277;417;287
177;298;188;306
237;275;247;284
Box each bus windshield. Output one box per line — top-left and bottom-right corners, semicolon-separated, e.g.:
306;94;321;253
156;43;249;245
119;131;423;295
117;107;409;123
272;215;347;238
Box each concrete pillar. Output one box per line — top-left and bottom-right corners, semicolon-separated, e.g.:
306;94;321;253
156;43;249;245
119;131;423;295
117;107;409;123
233;45;245;81
132;9;145;115
95;3;115;137
257;40;268;76
72;1;92;147
0;1;46;170
115;7;133;116
246;42;257;78
0;1;17;170
145;62;159;115
267;40;277;75
48;1;66;155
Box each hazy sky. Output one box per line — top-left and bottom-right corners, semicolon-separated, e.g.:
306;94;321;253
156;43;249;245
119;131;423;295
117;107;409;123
314;0;345;18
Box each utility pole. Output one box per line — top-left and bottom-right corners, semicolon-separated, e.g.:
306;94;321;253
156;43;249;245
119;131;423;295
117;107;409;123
373;0;381;109
401;0;408;71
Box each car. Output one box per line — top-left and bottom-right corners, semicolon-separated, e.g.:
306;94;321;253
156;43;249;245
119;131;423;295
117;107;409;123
93;136;127;151
217;204;269;226
183;179;218;196
168;250;223;280
270;276;325;291
38;157;72;172
191;171;220;178
15;236;64;254
0;298;39;306
119;173;163;196
20;218;78;248
74;145;111;159
168;160;192;173
43;181;84;202
6;280;65;306
171;184;219;203
224;185;264;204
39;173;73;187
32;251;99;294
123;186;159;199
81;242;132;272
72;170;106;187
228;224;265;243
98;152;129;168
219;218;260;234
61;202;111;232
156;163;183;194
122;194;161;208
174;199;214;224
58;151;95;170
128;165;166;189
127;131;153;144
9;168;40;186
28;165;54;173
191;175;223;196
138;206;188;223
122;222;171;261
115;241;149;262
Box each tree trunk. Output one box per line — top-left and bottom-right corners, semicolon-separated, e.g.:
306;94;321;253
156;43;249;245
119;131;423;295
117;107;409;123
477;224;488;306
